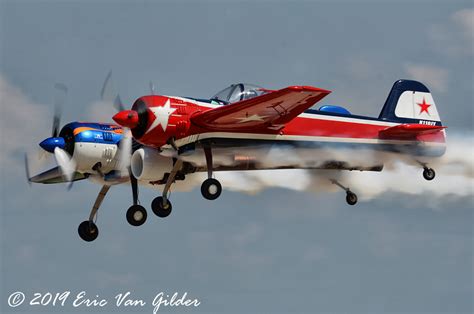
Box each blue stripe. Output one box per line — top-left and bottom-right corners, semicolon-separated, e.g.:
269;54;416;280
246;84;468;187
62;122;124;145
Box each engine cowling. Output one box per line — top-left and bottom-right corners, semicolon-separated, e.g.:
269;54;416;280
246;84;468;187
131;148;174;181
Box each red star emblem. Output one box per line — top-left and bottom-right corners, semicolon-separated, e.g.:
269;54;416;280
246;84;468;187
417;97;431;115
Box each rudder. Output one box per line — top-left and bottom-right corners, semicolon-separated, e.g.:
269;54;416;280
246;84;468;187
379;80;442;125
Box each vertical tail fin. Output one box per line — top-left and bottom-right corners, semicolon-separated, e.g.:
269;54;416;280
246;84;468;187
379;80;442;125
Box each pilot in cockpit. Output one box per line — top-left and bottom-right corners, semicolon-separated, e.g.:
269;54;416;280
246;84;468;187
210;83;266;105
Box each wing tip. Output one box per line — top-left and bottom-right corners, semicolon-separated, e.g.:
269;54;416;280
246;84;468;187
287;85;331;94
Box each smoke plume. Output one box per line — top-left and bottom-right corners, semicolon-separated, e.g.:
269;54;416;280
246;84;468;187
176;134;474;202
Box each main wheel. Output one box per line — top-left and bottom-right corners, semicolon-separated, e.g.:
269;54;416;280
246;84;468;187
126;205;147;226
201;178;222;200
423;168;435;181
78;220;99;242
151;196;172;218
346;192;358;206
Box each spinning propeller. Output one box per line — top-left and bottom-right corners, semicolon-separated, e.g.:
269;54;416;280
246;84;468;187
25;72;152;242
99;71;141;207
27;72;137;187
36;83;78;185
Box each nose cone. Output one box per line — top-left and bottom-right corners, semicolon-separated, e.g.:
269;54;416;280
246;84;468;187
113;110;139;128
39;137;65;153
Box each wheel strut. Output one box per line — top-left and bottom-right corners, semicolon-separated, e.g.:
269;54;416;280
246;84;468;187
88;185;110;222
204;145;213;180
201;144;222;200
78;185;110;242
330;179;358;206
162;159;183;206
151;159;183;218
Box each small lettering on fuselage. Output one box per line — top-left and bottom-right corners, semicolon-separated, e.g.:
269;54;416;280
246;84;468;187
419;120;436;126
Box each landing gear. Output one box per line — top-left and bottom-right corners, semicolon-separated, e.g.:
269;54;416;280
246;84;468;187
78;221;99;242
151;196;172;217
423;167;435;181
126;205;147;226
201;178;222;200
331;179;358;206
151;159;183;218
77;185;110;242
345;191;358;206
201;145;222;200
416;160;436;181
126;172;148;226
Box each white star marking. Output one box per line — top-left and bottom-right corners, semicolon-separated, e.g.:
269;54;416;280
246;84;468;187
146;99;176;133
235;114;268;123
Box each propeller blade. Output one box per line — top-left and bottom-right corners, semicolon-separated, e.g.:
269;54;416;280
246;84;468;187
67;181;74;191
28;148;54;177
114;94;125;112
52;83;68;137
54;147;77;183
24;154;32;186
37;146;49;160
149;81;156;95
100;70;113;101
116;128;132;177
101;70;125;112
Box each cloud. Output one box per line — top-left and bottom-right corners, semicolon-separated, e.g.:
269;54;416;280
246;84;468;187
85;100;116;123
429;8;474;57
0;74;50;174
403;63;449;93
452;9;474;44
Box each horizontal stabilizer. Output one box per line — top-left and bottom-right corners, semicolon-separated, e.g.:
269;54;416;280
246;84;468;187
379;124;446;139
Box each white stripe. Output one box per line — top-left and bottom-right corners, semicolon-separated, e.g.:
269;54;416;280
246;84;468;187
171;96;397;126
175;131;445;147
169;96;219;108
298;112;397;126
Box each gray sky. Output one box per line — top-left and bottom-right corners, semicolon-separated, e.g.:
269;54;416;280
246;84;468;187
1;1;473;313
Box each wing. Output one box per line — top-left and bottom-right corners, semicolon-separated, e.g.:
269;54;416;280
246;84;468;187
191;86;331;131
29;166;88;184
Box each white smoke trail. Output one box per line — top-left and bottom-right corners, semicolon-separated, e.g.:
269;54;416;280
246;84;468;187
173;133;474;201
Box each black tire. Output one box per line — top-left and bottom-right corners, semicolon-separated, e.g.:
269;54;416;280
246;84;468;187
201;178;222;200
346;192;358;206
126;205;147;226
423;168;435;181
78;220;99;242
151;196;172;218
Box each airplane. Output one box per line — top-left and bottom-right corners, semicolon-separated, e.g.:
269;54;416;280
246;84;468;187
29;79;446;242
25;81;152;242
112;79;446;211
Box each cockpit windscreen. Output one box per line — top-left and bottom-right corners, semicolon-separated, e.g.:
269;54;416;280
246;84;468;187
211;83;266;105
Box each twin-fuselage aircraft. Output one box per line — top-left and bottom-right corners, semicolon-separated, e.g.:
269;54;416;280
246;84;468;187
28;79;446;241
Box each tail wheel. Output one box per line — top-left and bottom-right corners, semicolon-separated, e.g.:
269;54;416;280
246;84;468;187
151;196;172;218
126;205;147;226
78;221;99;242
201;178;222;200
346;192;358;206
423;168;435;181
